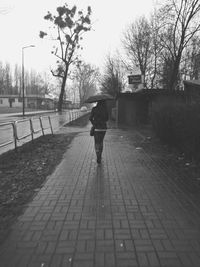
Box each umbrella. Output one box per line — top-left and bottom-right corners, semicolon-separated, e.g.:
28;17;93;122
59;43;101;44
84;93;114;103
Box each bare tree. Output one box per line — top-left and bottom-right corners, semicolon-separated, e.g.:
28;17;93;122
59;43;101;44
13;64;21;95
5;63;12;94
157;0;200;90
100;55;125;97
0;61;50;97
0;62;6;94
146;11;165;89
24;70;49;96
41;71;59;96
40;3;92;111
73;62;99;106
122;16;151;86
179;36;200;80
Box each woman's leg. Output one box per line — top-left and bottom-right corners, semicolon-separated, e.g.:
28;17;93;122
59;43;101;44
94;131;106;163
94;132;100;162
99;131;106;158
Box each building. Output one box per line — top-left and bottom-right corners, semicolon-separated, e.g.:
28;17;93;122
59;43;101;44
0;94;56;110
0;95;23;108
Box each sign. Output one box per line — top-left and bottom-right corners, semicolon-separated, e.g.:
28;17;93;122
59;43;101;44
128;74;142;84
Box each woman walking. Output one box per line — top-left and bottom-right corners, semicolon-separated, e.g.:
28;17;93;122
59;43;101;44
89;100;108;164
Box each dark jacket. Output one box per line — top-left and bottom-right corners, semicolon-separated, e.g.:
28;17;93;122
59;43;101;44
89;105;108;129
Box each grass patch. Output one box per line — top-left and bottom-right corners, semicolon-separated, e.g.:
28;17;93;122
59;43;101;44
0;113;91;244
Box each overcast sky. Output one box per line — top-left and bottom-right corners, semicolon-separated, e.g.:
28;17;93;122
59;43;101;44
0;0;155;73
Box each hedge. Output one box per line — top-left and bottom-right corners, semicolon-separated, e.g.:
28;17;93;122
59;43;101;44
152;103;200;159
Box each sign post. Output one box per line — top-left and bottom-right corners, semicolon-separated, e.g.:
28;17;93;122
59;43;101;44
128;74;144;91
128;74;142;84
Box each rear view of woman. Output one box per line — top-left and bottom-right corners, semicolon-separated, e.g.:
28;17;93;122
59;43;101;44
89;100;108;164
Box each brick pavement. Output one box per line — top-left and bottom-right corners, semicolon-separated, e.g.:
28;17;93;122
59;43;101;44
1;125;200;267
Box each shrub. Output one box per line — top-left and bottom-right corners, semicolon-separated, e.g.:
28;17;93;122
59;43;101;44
152;103;200;159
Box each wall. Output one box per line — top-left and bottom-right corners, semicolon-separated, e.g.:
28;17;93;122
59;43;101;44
0;97;22;108
149;91;186;121
0;98;9;107
118;93;149;126
117;90;186;127
184;81;200;104
106;100;116;120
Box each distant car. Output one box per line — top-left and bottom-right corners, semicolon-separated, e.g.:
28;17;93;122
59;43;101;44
80;106;87;112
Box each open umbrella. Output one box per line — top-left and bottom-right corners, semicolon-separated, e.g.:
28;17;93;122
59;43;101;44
84;93;114;103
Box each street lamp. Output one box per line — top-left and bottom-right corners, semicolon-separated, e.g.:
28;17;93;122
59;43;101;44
22;45;35;116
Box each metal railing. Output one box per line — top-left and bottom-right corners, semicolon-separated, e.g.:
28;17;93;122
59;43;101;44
0;122;17;148
15;118;35;142
0;109;88;152
0;115;54;150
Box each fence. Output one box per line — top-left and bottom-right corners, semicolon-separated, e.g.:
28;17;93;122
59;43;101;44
0;122;17;149
0;109;85;152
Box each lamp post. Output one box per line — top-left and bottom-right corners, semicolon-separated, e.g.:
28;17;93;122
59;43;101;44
22;45;35;116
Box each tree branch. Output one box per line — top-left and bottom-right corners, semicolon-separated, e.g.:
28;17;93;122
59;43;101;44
50;69;64;78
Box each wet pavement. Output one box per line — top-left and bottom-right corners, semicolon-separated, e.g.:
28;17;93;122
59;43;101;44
0;124;200;267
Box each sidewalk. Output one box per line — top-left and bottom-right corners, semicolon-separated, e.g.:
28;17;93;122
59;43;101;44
1;124;200;267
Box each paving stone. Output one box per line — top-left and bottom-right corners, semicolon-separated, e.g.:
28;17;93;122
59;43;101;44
0;125;200;266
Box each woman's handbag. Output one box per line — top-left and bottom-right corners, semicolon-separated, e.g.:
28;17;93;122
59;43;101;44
90;126;95;136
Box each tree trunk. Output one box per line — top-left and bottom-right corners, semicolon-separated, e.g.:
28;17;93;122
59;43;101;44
58;73;67;112
58;66;68;112
169;57;181;90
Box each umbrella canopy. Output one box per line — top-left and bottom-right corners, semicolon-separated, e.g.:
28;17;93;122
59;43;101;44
84;93;114;103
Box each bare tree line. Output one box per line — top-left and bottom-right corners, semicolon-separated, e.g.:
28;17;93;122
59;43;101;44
71;62;100;105
0;58;100;105
100;55;127;96
101;0;200;96
0;61;51;96
3;1;199;109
